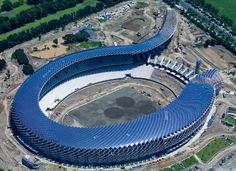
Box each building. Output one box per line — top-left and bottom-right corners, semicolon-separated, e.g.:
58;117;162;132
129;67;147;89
10;9;221;166
22;155;40;169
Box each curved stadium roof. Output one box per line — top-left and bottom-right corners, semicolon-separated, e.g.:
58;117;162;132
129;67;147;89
12;9;214;153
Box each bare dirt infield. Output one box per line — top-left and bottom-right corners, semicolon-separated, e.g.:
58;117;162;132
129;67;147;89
63;86;160;127
52;77;179;128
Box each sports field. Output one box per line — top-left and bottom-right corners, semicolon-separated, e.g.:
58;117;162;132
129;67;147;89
62;86;160;127
205;0;236;29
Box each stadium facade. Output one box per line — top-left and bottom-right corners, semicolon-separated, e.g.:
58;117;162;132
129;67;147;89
10;9;223;166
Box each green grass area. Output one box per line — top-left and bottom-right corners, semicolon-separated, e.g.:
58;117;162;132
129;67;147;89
195;42;205;48
205;0;236;29
171;164;182;171
224;116;236;125
79;41;102;48
229;136;236;144
224;116;236;131
182;156;198;168
160;156;198;171
0;0;98;41
1;3;31;18
160;137;236;170
136;1;148;9
197;137;229;163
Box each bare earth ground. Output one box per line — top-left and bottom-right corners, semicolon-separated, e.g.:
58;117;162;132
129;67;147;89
30;37;68;59
197;45;236;70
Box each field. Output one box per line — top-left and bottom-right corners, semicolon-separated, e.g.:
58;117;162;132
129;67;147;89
182;156;198;168
224;116;236;131
197;137;230;162
0;0;98;41
205;0;236;29
62;86;160;127
79;41;102;49
160;156;198;171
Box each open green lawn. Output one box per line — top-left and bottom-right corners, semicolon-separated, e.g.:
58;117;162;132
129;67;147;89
229;136;236;144
79;41;102;48
160;156;198;171
160;136;236;170
205;0;236;29
197;137;229;163
1;3;31;18
224;116;236;131
223;116;236;123
182;156;198;168
171;164;182;171
0;0;98;41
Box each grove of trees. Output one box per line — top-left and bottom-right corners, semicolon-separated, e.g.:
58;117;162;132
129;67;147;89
1;0;24;11
0;1;107;53
182;9;236;55
63;30;90;44
0;0;83;34
0;0;124;53
12;49;34;75
163;0;179;8
27;0;53;5
12;49;29;65
1;0;13;11
22;64;34;75
0;59;6;71
186;0;234;28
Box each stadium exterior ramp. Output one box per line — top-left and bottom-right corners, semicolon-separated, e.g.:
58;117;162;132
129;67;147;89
10;9;220;166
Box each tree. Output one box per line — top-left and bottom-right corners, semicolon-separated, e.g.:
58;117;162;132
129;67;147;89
0;16;9;24
221;15;233;27
53;38;58;47
63;30;90;44
12;49;29;65
0;1;119;53
0;59;6;71
27;0;43;5
0;0;83;34
163;0;179;7
22;64;34;75
1;0;13;11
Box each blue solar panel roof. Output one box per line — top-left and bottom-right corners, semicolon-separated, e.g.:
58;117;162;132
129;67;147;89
12;9;214;150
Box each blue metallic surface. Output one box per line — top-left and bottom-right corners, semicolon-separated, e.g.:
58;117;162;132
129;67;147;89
10;10;216;166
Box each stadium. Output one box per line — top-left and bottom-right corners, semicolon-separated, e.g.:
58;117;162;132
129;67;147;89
10;9;223;167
